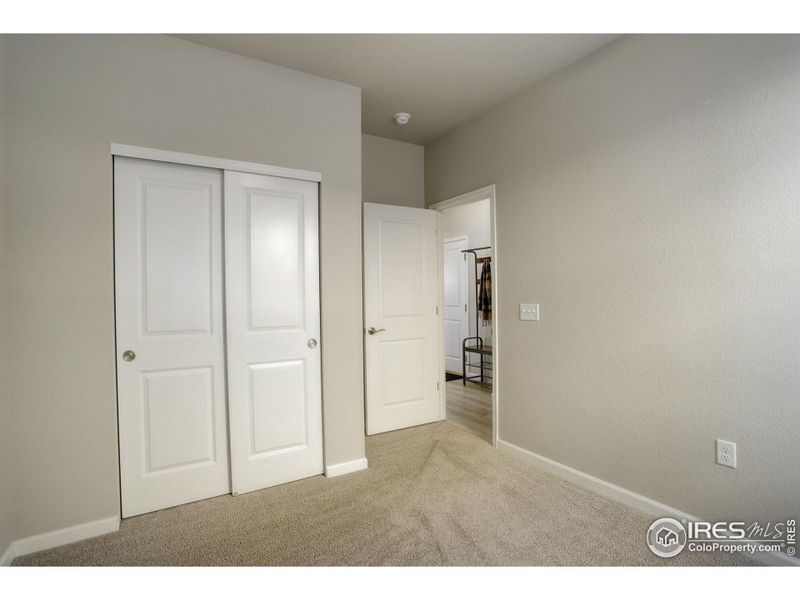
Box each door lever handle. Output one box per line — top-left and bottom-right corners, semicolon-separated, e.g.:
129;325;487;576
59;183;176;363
367;327;386;335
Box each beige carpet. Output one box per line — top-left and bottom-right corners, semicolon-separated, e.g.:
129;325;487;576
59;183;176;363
13;422;754;566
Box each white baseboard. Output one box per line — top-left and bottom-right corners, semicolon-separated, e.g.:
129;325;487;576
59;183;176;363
498;438;800;567
325;457;368;478
3;515;120;565
0;541;14;566
498;439;697;520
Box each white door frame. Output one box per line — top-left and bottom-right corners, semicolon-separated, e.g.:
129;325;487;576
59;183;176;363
430;185;499;448
111;143;325;517
110;144;322;183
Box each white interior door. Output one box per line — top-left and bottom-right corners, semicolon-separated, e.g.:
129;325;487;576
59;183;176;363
443;237;469;374
224;171;323;494
364;203;441;435
115;157;230;518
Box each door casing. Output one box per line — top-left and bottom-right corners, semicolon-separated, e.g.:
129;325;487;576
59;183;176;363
430;185;499;448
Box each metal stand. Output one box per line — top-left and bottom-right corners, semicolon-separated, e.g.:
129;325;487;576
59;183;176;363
461;247;492;387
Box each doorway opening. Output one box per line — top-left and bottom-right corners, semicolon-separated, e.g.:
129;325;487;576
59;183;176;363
432;186;498;446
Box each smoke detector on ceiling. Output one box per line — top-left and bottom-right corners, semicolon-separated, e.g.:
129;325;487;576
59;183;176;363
393;112;411;126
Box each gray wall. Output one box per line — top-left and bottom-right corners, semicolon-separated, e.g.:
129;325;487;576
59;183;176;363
426;35;800;523
0;36;15;556
362;134;424;207
2;35;365;540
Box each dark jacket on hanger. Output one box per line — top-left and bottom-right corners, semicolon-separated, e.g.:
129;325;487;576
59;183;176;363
479;260;492;325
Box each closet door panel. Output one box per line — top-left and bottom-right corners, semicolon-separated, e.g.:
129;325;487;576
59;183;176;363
115;157;230;518
225;171;323;495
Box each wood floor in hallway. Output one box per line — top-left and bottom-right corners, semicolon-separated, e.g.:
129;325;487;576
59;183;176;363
445;379;492;443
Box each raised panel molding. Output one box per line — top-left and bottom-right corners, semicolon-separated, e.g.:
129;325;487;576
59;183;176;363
380;338;425;406
247;189;305;330
379;220;424;318
248;360;308;456
141;178;213;336
142;367;216;473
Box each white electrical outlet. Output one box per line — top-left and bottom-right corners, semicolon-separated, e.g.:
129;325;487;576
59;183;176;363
520;303;539;321
716;439;737;468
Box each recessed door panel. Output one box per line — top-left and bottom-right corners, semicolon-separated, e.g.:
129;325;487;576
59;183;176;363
249;360;307;455
143;367;216;472
380;339;425;407
248;191;305;330
142;181;213;335
380;221;423;317
115;157;230;518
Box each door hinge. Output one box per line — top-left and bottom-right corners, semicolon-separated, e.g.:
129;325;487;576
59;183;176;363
437;382;440;391
465;304;467;312
464;253;467;261
435;305;439;315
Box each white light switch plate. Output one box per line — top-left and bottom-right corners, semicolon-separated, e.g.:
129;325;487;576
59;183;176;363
520;303;539;321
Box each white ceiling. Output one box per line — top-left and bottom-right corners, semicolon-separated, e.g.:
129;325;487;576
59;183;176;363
176;34;618;145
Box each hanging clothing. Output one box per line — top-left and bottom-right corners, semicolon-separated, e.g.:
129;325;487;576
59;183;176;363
479;259;492;325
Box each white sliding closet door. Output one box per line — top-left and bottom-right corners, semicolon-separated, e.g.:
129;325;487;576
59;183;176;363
224;171;323;495
115;157;230;518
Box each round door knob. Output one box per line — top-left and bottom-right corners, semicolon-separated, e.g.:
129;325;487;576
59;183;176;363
307;338;317;349
122;350;136;362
